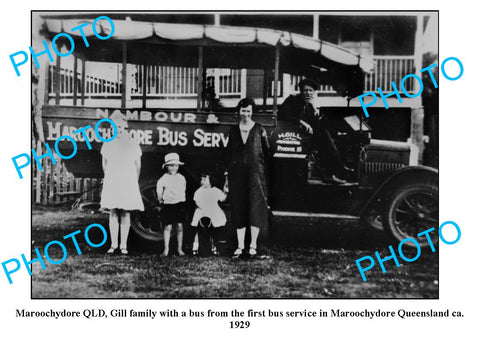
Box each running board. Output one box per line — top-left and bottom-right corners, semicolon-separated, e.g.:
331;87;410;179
271;210;360;220
307;179;358;186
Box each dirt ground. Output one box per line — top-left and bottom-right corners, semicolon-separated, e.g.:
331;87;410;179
31;206;439;298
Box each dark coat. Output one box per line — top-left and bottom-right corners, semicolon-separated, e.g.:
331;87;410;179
278;94;318;127
225;123;270;229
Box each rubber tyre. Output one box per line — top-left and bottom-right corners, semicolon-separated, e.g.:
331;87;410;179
131;181;163;242
383;182;439;248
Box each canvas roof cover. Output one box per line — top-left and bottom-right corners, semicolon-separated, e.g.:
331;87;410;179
43;18;374;96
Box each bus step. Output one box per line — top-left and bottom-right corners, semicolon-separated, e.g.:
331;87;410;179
307;178;359;187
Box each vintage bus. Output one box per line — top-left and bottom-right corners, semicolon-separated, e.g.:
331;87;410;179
36;16;438;247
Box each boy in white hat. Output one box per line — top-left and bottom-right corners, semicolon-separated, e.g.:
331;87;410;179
156;152;186;256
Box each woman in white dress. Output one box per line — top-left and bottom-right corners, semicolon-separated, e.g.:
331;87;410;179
100;110;144;255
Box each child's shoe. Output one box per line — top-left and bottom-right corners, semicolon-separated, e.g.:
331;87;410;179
232;248;243;259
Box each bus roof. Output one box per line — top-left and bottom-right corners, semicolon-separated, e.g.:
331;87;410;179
42;18;374;98
43;19;373;72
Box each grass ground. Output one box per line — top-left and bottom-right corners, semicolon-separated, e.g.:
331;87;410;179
31;206;439;298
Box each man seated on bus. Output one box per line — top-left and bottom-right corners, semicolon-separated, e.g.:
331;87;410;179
278;78;351;184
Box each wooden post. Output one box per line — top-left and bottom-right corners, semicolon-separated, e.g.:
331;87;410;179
48;158;55;204
214;69;220;98
272;46;280;116
142;64;147;109
240;68;247;99
41;159;47;205
202;67;207;110
80;178;84;202
410;14;425;164
414;14;424;93
54;53;61;105
282;73;291;99
73;56;78;106
262;68;268;112
81;58;86;106
68;169;74;199
35;140;42;203
43;65;50;105
196;46;204;112
313;14;319;39
121;41;127;108
56;162;62;204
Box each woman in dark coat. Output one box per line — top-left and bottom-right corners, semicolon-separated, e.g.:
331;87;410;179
224;98;270;258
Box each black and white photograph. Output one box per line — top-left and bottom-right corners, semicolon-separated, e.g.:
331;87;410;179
28;11;439;299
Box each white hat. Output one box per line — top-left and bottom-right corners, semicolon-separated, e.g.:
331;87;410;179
163;152;184;168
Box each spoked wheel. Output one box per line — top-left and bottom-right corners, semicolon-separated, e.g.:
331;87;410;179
383;183;439;248
131;182;163;242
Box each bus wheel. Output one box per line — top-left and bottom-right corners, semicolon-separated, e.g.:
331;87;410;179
383;183;439;248
131;181;163;242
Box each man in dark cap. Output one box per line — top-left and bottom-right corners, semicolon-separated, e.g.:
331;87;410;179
278;78;350;184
